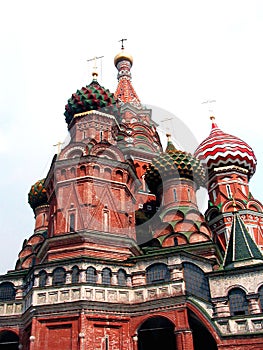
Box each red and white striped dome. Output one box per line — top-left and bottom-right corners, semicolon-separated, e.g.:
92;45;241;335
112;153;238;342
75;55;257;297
194;118;257;179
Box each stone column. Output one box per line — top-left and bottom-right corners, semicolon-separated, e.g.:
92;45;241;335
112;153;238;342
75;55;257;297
247;293;261;314
111;273;118;286
175;329;194;350
29;317;37;350
80;270;86;283
212;297;230;317
79;309;86;350
132;334;138;350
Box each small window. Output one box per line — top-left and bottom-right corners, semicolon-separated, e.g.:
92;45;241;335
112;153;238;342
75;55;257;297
102;268;112;285
103;210;109;232
228;288;249;316
117;269;127;286
173;189;177;201
0;282;16;301
69;213;75;232
86;267;97;284
116;170;123;182
146;263;170;284
52;267;66;286
71;266;79;284
226;185;232;199
212;190;217;202
259;285;263;311
187;188;191;201
39;270;47;287
61;169;67;180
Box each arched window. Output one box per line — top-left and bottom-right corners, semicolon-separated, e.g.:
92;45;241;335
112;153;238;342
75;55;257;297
39;270;47;287
52;267;66;286
61;169;67;180
259;285;263;311
93;165;100;176
70;167;76;177
116;170;123;182
104;168;112;180
80;165;86;176
228;288;249;316
0;282;16;301
183;262;210;301
102;268;112;285
86;267;97;284
117;269;127;286
146;263;170;284
71;266;79;284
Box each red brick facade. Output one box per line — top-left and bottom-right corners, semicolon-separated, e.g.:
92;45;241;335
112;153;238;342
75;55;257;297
1;49;263;350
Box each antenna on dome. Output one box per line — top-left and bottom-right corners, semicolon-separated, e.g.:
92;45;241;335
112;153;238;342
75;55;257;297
119;38;127;50
87;55;104;81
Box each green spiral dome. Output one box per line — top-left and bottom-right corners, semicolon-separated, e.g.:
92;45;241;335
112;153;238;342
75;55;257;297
64;79;118;125
28;179;48;211
145;141;206;193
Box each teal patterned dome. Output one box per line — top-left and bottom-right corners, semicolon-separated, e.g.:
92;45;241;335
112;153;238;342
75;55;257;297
145;139;206;193
64;79;118;125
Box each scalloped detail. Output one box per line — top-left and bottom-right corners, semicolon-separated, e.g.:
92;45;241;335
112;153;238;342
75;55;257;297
194;123;257;179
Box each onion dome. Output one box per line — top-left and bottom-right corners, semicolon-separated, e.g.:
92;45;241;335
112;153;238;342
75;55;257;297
145;135;206;193
28;179;48;211
114;49;133;67
194;117;257;179
64;76;117;125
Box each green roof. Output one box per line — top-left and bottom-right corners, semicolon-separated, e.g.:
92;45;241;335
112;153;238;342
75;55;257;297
223;212;263;269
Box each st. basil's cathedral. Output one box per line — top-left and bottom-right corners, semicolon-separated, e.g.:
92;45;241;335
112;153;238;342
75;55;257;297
0;45;263;350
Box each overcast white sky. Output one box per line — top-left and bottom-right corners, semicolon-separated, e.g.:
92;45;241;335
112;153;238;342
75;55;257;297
0;0;262;274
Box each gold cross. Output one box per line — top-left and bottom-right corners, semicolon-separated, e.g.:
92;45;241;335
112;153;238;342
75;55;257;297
202;99;216;116
119;38;127;50
53;141;64;154
87;56;104;77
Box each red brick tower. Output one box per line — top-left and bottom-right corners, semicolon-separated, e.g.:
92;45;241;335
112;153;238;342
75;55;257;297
114;46;163;210
195;116;263;250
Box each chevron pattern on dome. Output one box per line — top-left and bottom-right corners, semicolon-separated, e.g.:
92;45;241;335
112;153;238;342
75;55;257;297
194;122;257;179
64;80;117;125
145;146;206;193
28;179;48;211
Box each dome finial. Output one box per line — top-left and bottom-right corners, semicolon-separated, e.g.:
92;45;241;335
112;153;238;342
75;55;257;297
87;56;104;81
166;133;172;141
210;115;218;129
114;39;133;67
165;133;177;153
